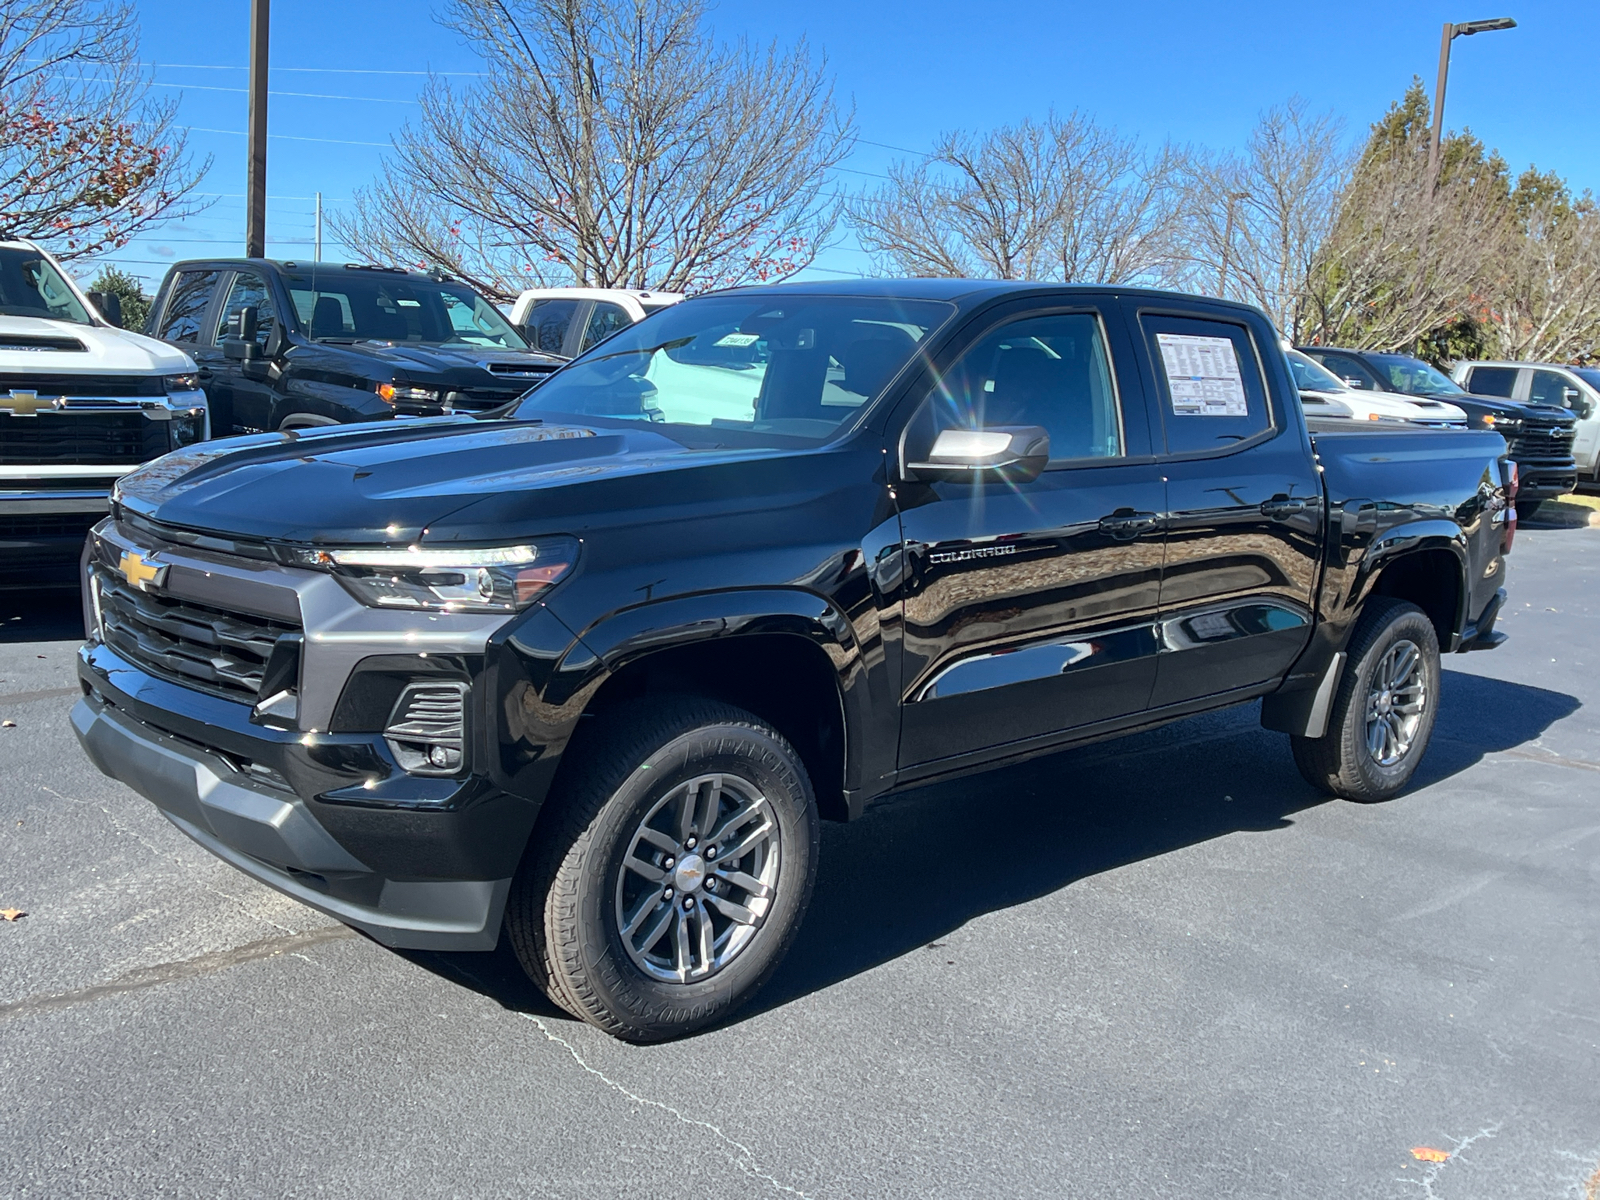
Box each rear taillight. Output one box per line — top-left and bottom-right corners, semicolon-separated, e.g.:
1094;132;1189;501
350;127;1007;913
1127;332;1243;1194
1503;461;1519;552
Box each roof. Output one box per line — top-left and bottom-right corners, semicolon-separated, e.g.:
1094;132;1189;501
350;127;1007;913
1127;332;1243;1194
162;256;442;281
708;276;1269;315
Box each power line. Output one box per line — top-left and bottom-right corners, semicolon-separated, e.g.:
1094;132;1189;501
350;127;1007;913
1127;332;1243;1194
144;79;417;104
181;125;389;148
140;62;486;77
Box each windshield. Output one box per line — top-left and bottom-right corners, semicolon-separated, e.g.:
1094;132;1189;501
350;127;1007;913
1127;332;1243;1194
1573;368;1600;391
511;294;954;446
0;247;92;325
1286;349;1346;393
1367;353;1465;395
283;268;527;349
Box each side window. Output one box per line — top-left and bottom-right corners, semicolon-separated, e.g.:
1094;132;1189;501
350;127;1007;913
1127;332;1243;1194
522;298;580;355
581;301;632;353
1528;369;1572;407
157;269;221;343
1319;353;1381;391
215;273;276;347
1466;365;1518;397
1140;314;1271;455
908;312;1123;465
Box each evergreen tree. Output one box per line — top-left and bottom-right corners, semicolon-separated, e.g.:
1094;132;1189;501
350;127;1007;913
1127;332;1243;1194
86;265;151;331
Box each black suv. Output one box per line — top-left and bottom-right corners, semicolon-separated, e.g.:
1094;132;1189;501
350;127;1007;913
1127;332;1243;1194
1298;346;1577;513
145;260;566;435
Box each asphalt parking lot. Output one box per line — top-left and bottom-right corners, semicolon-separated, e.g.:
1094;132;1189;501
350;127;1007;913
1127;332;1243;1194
1;524;1596;1200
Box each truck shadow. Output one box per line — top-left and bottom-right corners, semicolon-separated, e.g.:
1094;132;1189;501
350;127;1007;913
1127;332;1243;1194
0;587;85;645
398;668;1579;1029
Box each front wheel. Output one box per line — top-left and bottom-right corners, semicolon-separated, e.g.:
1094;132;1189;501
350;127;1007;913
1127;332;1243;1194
507;698;819;1042
1290;598;1440;802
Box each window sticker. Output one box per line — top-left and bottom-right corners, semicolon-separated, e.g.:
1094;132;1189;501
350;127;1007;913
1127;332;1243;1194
1156;333;1248;416
714;331;760;347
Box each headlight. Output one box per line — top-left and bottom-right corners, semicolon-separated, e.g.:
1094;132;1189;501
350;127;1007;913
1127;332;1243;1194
170;410;206;447
1480;414;1522;432
376;382;439;404
165;373;201;393
289;537;579;612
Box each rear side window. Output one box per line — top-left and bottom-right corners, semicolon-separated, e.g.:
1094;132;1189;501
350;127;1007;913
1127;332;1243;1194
1315;352;1382;391
1466;366;1517;397
1140;314;1271;455
522;298;579;354
581;301;632;353
158;270;221;343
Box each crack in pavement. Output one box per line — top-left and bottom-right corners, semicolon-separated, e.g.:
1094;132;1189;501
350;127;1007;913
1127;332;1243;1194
0;685;81;707
520;1013;815;1198
0;926;354;1022
1398;1125;1501;1199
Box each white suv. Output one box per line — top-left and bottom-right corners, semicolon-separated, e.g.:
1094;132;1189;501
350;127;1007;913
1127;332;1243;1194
508;288;684;358
1452;361;1600;485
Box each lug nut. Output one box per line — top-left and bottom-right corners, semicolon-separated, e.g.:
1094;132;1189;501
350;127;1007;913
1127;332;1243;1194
705;846;717;860
705;877;717;892
663;856;675;869
662;887;674;900
683;896;696;910
685;836;697;850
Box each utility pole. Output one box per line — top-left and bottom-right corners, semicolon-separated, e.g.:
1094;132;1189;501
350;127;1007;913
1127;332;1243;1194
314;192;322;262
1428;17;1517;188
246;0;270;257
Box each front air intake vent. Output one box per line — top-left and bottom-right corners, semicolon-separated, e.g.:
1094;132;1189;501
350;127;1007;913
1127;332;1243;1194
0;334;87;352
384;681;468;775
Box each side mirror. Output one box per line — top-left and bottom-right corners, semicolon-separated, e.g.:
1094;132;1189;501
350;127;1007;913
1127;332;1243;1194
223;306;261;361
87;291;124;327
1564;387;1595;419
908;425;1050;484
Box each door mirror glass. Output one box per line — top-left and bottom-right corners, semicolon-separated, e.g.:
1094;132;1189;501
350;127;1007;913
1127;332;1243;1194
908;425;1050;483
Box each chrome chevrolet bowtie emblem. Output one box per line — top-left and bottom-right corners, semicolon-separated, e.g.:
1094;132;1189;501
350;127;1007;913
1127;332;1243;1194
118;550;168;591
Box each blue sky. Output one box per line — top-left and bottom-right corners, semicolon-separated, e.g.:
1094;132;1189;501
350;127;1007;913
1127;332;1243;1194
98;0;1599;293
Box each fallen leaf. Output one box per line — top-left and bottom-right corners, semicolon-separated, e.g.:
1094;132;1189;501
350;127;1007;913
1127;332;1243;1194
1411;1147;1450;1163
0;908;26;922
0;720;14;728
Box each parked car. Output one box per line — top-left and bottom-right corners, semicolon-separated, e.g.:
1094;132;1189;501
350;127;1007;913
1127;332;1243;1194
1451;360;1600;488
509;287;684;358
74;280;1515;1042
1285;348;1467;427
0;239;207;588
144;259;566;435
1298;346;1577;516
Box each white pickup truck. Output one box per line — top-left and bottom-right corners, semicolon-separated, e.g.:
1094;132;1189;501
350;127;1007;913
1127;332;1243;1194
0;240;208;588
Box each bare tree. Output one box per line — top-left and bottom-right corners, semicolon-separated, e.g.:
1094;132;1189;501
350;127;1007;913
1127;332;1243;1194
1174;99;1351;339
1490;189;1600;362
1300;112;1512;352
847;112;1185;285
0;0;208;260
331;0;854;299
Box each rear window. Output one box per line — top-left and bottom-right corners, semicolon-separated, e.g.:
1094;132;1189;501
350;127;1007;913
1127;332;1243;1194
1141;314;1272;454
1466;365;1517;397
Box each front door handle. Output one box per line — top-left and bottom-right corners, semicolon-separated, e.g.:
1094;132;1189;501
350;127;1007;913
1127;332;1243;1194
1098;510;1161;539
196;367;214;380
1261;497;1309;519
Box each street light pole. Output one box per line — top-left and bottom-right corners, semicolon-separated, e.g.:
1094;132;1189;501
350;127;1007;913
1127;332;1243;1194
1428;17;1517;188
246;0;270;258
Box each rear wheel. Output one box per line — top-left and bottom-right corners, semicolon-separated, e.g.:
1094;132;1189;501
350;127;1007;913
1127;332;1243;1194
1290;598;1440;802
506;698;819;1042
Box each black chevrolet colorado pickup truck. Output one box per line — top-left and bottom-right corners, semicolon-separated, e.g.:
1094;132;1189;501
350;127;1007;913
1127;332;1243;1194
72;281;1514;1041
144;259;564;435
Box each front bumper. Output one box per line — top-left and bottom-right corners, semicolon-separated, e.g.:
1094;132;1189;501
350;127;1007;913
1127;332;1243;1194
0;478;124;584
1512;456;1577;500
71;686;512;950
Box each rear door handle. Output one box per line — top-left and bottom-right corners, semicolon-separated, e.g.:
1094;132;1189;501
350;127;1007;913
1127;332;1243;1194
1098;511;1161;539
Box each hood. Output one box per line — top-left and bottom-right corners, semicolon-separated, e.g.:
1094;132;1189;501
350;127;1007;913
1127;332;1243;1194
114;416;792;545
332;340;564;380
0;315;195;375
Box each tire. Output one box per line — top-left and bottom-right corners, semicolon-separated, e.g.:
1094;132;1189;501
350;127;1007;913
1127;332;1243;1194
1515;499;1544;521
1290;598;1440;802
506;697;820;1042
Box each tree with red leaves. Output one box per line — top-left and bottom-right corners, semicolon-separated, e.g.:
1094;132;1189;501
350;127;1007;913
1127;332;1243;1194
1;0;208;261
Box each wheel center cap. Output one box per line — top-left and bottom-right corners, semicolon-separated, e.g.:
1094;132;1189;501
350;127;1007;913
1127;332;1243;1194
673;853;706;893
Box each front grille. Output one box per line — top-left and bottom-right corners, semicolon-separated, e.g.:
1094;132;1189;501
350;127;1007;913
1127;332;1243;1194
96;568;300;703
0;373;166;397
1;411;170;465
0;512;100;540
1508;424;1577;461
